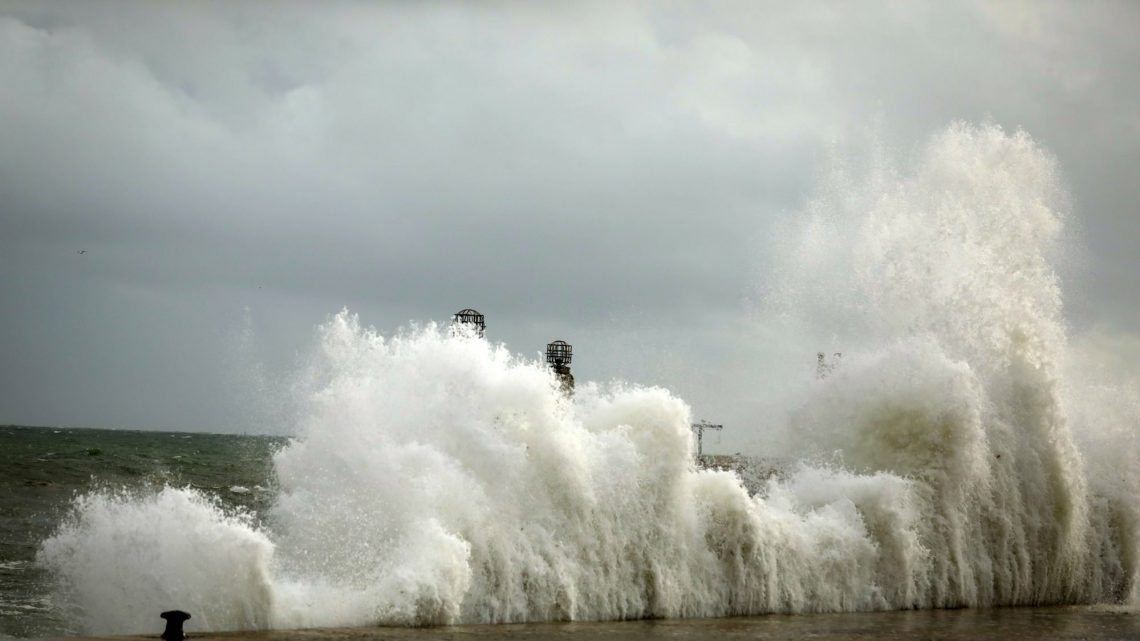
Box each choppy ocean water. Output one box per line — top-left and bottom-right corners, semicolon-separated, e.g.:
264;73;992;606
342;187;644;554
0;425;283;639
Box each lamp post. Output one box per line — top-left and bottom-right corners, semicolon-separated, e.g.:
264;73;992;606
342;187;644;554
546;340;574;394
452;308;486;337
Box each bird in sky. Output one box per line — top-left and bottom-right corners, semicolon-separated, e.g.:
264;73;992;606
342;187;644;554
77;250;86;254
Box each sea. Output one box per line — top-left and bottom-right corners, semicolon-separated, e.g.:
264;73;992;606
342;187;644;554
0;426;284;638
3;123;1139;639
3;426;1139;640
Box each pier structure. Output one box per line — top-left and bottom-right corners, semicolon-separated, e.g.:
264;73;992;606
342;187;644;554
698;453;788;494
546;340;574;394
689;421;786;494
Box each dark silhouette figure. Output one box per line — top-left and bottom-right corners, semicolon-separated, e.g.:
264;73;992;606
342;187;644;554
160;610;191;641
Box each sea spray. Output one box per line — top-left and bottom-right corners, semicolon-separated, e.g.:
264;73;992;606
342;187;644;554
768;121;1110;606
1064;363;1140;603
37;122;1140;634
37;488;273;634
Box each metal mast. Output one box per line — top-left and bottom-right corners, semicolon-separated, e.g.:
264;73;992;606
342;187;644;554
690;419;723;458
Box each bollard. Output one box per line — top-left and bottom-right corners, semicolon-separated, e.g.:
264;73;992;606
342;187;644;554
160;610;191;641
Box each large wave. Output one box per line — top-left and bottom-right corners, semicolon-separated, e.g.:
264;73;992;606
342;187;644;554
37;123;1139;634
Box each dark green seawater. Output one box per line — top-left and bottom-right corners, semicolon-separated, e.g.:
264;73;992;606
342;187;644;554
0;425;285;639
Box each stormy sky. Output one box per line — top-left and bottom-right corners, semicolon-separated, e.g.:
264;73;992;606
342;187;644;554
1;2;1137;442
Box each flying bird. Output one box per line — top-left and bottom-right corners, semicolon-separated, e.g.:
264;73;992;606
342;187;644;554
77;250;86;254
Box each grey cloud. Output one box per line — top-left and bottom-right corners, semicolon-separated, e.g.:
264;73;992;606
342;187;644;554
0;1;1137;437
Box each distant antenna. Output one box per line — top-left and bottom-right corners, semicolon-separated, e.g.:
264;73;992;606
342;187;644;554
546;340;574;394
690;419;723;458
451;308;485;337
816;352;842;379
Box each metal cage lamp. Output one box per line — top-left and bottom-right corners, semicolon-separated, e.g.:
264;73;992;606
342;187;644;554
452;308;486;337
545;340;572;367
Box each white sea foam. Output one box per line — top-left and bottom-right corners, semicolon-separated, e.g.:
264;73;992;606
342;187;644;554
38;488;274;633
37;123;1140;634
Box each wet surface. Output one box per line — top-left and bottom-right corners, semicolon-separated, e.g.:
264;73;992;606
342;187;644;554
38;607;1140;641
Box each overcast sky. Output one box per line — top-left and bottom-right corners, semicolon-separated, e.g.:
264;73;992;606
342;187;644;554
1;2;1137;443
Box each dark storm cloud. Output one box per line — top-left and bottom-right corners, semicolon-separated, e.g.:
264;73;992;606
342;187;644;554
0;1;1137;435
